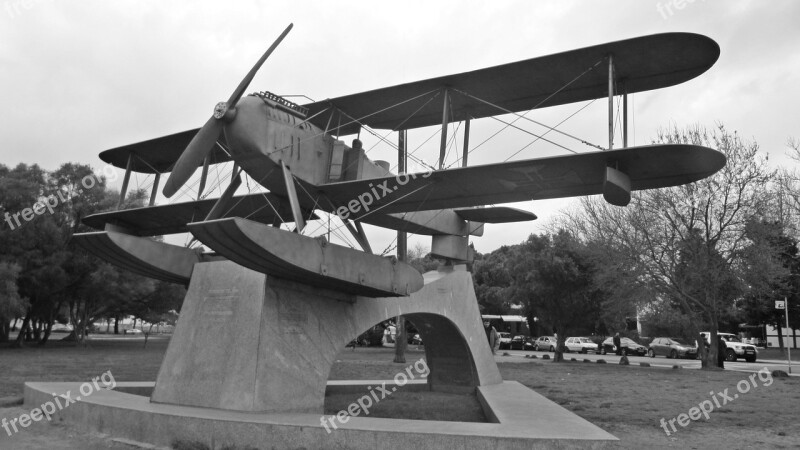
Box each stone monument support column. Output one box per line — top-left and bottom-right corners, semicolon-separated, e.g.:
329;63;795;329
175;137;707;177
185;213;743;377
151;261;502;413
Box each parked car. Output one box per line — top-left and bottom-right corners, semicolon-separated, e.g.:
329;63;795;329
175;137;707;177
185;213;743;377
123;328;142;335
409;333;423;345
564;337;598;354
50;323;73;333
533;336;557;352
700;332;758;362
599;337;647;356
647;337;697;359
509;335;535;351
497;332;512;350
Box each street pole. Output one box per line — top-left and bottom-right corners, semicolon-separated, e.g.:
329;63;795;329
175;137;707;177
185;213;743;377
786;297;793;374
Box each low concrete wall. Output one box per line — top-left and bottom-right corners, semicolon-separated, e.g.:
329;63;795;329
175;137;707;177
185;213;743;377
23;381;616;450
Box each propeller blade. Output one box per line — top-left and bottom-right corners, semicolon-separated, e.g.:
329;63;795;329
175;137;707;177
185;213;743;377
162;23;293;199
226;23;293;106
162;116;224;198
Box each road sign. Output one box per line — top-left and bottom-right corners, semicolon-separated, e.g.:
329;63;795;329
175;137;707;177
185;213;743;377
776;300;786;310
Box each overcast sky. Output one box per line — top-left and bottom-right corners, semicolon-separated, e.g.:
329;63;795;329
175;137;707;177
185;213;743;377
2;0;799;254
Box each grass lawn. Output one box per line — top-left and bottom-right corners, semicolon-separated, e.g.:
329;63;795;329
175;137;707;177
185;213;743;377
1;339;799;449
758;347;800;361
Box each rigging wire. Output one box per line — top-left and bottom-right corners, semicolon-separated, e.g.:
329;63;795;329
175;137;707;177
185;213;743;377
456;58;605;160
500;99;598;163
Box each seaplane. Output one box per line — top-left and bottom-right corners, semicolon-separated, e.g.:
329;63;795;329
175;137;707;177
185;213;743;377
74;24;726;298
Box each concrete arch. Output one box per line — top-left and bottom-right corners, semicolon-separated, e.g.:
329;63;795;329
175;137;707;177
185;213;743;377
151;261;502;414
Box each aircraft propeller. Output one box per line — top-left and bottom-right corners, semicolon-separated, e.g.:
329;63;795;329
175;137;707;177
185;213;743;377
162;23;294;198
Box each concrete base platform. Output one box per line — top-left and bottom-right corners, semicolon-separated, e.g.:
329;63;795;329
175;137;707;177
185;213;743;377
24;380;617;449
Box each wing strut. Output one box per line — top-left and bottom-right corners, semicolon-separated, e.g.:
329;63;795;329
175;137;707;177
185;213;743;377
118;153;133;209
438;88;450;169
281;161;306;233
343;220;373;254
205;165;242;221
149;172;161;206
607;54;615;150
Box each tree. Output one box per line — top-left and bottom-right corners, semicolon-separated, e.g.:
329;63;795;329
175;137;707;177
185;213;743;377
506;231;604;362
560;124;775;369
0;161;147;346
407;243;440;274
128;280;185;348
472;245;515;315
739;220;800;350
0;262;27;343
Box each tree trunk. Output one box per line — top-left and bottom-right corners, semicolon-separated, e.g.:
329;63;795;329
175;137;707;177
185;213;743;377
697;332;709;369
393;316;407;363
13;312;31;347
776;323;784;351
114;317;119;335
32;319;42;342
0;319;9;343
38;319;53;346
553;331;567;362
143;324;154;349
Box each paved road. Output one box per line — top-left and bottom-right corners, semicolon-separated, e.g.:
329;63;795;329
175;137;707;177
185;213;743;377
497;349;798;375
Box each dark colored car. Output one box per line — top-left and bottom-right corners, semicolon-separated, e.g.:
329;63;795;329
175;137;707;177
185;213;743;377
509;335;535;351
599;337;647;356
647;337;697;359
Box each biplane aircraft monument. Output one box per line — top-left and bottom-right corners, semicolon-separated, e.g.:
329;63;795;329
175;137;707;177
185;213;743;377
25;24;726;448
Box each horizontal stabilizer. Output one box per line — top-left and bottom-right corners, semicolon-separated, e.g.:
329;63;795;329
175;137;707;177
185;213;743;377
454;207;537;223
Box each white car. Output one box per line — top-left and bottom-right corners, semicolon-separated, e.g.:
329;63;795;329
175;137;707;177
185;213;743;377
565;337;598;354
497;332;512;349
533;336;557;352
700;332;757;362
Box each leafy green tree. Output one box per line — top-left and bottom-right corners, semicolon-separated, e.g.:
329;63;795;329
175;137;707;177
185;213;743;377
739;220;800;350
0;162;148;346
406;243;441;274
128;280;185;348
507;231;604;362
472;245;515;315
0;262;27;342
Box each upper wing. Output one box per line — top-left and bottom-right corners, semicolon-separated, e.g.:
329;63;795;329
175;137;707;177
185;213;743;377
82;193;313;236
307;144;725;217
98;129;232;174
303;33;719;136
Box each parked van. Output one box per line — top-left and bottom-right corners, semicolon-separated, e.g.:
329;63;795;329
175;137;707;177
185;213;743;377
700;332;757;362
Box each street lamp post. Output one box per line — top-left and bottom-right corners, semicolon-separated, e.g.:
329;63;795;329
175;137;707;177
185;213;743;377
780;297;792;374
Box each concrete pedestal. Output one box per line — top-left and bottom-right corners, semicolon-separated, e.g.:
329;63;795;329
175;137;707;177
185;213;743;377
151;261;502;413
